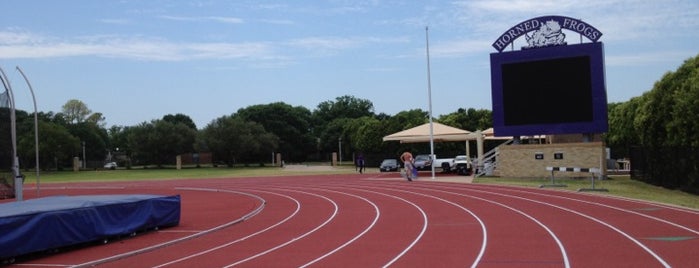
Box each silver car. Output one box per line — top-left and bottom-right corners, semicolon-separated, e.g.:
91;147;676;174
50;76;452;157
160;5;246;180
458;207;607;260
413;154;432;170
104;162;118;170
379;159;400;172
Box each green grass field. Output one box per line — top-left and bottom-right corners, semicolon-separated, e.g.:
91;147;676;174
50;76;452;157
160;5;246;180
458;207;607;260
12;166;699;209
473;176;699;209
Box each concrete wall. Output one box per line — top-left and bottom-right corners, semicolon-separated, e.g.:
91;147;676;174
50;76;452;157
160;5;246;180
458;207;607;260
495;142;606;178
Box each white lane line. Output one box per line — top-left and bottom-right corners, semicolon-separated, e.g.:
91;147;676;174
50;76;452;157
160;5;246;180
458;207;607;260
298;188;380;268
296;185;428;268
350;184;490;268
72;187;265;268
445;185;672;268
152;189;300;268
475;185;699;235
387;184;569;268
222;188;339;267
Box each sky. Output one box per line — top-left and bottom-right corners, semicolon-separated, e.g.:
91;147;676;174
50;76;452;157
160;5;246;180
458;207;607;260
1;0;698;129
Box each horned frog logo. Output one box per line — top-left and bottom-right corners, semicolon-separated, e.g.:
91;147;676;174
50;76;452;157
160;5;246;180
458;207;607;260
525;20;566;48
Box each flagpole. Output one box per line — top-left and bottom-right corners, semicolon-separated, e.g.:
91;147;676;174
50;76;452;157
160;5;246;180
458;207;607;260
425;26;436;179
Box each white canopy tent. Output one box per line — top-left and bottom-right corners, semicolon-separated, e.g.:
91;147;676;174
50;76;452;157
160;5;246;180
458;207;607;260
382;122;480;143
382;123;487;177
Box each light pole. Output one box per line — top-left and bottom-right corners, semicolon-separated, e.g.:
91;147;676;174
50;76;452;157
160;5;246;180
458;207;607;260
425;26;436;179
338;137;342;165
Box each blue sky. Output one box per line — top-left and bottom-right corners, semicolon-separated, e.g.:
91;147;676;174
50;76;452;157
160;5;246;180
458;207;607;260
1;0;698;129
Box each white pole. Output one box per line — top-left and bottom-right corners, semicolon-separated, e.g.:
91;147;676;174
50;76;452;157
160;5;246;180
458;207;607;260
0;67;22;201
16;66;40;197
425;26;436;179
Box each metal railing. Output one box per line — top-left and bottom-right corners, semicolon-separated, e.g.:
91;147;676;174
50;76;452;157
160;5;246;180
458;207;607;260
475;139;514;177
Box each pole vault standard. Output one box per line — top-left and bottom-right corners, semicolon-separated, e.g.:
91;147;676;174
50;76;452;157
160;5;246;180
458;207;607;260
0;67;22;201
16;66;40;197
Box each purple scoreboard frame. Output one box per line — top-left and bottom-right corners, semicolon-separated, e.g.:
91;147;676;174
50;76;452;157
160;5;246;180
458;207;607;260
490;42;608;136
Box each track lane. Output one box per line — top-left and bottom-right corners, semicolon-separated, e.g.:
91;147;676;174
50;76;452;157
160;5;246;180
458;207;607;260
454;183;699;267
7;174;699;267
103;189;308;268
350;181;568;267
418;182;695;267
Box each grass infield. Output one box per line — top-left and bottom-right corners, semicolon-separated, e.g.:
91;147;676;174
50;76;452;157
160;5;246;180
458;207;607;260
12;165;699;209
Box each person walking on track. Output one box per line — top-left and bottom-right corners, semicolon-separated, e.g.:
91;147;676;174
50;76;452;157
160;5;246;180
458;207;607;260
400;151;414;181
356;154;365;174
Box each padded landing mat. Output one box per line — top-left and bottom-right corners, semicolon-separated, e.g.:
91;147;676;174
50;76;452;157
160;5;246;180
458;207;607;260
0;194;180;258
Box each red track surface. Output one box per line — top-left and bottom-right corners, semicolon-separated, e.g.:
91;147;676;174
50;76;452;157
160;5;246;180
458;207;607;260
5;173;699;267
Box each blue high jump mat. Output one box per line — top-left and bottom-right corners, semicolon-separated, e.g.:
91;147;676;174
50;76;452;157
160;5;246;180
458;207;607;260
0;194;180;259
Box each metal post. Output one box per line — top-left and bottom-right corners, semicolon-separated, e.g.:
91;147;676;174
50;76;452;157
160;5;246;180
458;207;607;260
16;66;40;197
0;67;22;201
82;141;86;168
338;137;342;165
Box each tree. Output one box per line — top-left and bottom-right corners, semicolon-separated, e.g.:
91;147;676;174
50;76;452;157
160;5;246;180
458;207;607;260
437;108;492;131
153;120;197;164
126;122;155;166
313;95;375;124
62;99;92;124
85;112;106;128
312;95;376;156
318;117;352;159
162;113;197;130
605;99;643;158
637;54;699;147
348;116;384;154
629;53;699;192
17;120;79;170
384;109;429;134
201;115;278;166
65;122;108;166
107;125;128;152
126;120;197;167
236;102;314;162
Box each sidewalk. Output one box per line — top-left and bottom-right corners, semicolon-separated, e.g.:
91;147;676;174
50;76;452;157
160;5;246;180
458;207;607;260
419;175;474;183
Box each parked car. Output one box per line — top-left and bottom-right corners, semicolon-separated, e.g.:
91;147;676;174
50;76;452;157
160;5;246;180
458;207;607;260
413;154;432;170
379;159;400;172
452;155;472;175
104;162;118;170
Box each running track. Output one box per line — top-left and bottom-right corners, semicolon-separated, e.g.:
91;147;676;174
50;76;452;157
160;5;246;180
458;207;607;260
5;172;699;267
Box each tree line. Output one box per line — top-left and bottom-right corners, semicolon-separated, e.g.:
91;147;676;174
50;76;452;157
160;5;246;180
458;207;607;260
605;53;699;193
0;95;493;170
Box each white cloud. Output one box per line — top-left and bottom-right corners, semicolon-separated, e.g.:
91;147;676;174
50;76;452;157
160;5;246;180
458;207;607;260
159;15;244;24
606;51;696;67
0;31;274;61
257;19;295;25
286;36;408;52
0;29;46;45
430;39;492;58
99;18;132;25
